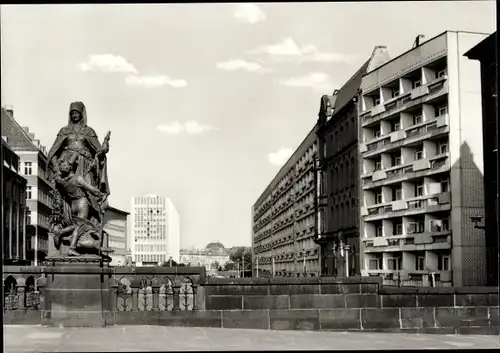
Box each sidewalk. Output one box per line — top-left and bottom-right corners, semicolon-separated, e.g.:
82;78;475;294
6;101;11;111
4;325;500;352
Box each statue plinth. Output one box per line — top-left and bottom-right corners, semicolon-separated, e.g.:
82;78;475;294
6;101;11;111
41;254;114;327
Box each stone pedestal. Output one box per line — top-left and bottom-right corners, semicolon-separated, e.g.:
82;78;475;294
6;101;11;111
41;256;113;327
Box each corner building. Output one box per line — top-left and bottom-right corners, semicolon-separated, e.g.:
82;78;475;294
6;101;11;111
464;32;498;286
252;129;319;278
358;31;489;287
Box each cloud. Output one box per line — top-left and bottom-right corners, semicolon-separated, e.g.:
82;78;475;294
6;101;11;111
216;59;269;73
278;72;334;92
268;147;293;167
234;4;266;24
125;75;187;88
247;38;357;63
80;54;138;73
157;121;217;135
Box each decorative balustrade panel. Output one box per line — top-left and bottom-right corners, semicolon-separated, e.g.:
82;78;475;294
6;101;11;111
3;268;44;312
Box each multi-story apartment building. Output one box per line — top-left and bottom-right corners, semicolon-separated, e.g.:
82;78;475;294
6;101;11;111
464;31;498;286
130;195;180;266
1;108;52;265
358;31;489;287
252;128;320;278
103;206;129;266
316;46;391;277
2;138;28;265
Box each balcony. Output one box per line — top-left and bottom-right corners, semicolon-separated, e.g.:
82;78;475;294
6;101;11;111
362;153;450;189
363;192;451;221
361;75;449;128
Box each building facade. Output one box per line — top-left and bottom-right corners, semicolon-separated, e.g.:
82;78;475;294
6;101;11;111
464;31;498;286
1;108;52;265
2;138;28;265
315;46;391;277
179;242;230;270
103;206;129;266
130;195;180;266
358;31;488;287
252;128;320;278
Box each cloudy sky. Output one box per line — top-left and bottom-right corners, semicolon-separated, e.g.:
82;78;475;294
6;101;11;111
1;2;496;249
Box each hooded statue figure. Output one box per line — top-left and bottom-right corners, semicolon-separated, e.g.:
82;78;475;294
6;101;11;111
47;101;111;256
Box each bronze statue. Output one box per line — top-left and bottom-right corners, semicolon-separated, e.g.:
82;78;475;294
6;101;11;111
47;101;111;258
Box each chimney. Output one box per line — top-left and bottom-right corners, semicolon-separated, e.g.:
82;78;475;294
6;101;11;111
3;105;14;117
29;133;35;140
413;34;426;48
22;127;30;134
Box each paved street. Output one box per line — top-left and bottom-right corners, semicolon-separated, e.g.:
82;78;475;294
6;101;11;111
3;325;500;351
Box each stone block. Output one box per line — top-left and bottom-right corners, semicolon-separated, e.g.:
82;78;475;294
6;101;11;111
360;284;379;293
381;295;417;308
114;310;222;328
203;285;269;296
243;295;289;310
489;307;499;326
435;307;490;328
319;309;361;330
269;309;320;331
289;294;345;309
361;308;400;329
47;273;105;290
456;326;500;335
345;294;380;308
46;289;107;312
455;294;498;307
269;284;319;295
320;284;360;294
222;310;269;330
41;310;111;327
400;308;435;329
417;294;454;307
205;295;242;310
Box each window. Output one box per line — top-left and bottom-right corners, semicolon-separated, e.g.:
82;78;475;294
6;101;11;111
26;209;31;225
438;142;448;154
436;105;448;116
24;162;32;175
392;88;400;98
440;177;449;192
413;113;423;125
26;186;32;199
392;186;402;201
430;219;450;232
391;120;400;132
438;255;450;271
436;70;446;79
412;79;421;88
416;256;425;271
394;220;403;235
375;191;383;204
368;258;383;270
415;179;424;196
374;97;381;106
407;221;424;234
387;257;402;270
376;225;383;237
414;146;424;160
392;154;402;166
375;160;382;171
374;129;381;138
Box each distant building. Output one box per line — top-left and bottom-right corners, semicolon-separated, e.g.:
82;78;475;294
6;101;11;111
179;241;230;269
130;195;180;266
103;206;129;266
252;128;320;278
358;31;488;287
315;46;391;277
1;108;52;265
464;31;498;286
2;138;28;265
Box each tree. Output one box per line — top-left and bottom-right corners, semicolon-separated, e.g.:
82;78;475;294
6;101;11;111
229;247;252;271
160;259;178;267
211;261;220;270
223;261;236;271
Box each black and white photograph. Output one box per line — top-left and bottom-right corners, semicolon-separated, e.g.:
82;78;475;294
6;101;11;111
1;1;499;351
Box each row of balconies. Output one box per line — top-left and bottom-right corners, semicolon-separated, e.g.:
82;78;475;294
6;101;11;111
361;116;449;158
295;178;315;200
272;216;294;233
253;228;272;244
295;225;315;241
272;197;295;218
362;192;451;221
254;197;273;220
360;75;448;127
272;178;294;201
362;154;449;189
364;234;451;252
366;270;453;284
296;158;315;178
30;235;48;253
271;234;294;249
